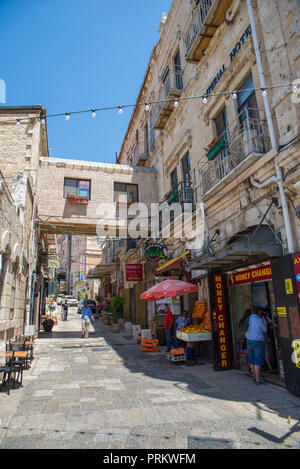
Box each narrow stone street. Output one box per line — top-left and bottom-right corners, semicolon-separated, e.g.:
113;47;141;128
0;309;300;449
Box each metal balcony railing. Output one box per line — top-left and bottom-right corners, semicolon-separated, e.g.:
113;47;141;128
200;108;270;195
152;64;184;129
184;0;213;57
160;180;195;208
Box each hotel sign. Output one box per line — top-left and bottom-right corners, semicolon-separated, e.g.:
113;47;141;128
205;25;252;98
229;265;272;286
213;274;231;370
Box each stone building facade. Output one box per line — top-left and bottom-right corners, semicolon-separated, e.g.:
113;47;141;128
115;0;300;379
0;106;48;339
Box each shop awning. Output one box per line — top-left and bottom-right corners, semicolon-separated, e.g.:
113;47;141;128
155;250;190;275
190;226;283;272
87;263;116;279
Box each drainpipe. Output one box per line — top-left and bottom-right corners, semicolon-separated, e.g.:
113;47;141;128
247;0;295;253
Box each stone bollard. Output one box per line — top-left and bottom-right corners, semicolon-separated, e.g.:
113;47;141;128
124;322;132;335
132;325;142;340
142;329;152;340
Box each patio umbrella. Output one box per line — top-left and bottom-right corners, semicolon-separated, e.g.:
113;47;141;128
141;279;198;348
140;279;197;301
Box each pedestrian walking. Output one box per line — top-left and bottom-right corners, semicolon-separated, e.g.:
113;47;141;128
62;301;69;321
246;306;267;385
81;300;94;339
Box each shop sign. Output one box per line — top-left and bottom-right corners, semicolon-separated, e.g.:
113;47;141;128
213;274;231;370
285;278;293;295
229;264;272;286
145;244;167;262
292;340;300;369
277;307;287;318
293;254;300;308
126;264;143;282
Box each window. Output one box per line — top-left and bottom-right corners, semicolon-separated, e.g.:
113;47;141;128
237;74;259;123
170;168;178;191
181;152;191;187
215;108;227;138
173;50;183;90
64;178;91;199
162;66;169;84
114;183;138;204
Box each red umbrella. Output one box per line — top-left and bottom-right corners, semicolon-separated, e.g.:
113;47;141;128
140;279;197;302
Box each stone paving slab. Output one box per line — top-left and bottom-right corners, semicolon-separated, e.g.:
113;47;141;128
0;308;300;449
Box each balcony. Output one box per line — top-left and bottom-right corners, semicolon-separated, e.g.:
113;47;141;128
184;0;233;62
153;65;184;130
159;180;195;212
200;109;270;197
133;143;148;166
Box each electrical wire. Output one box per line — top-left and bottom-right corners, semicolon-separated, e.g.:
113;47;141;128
0;82;296;126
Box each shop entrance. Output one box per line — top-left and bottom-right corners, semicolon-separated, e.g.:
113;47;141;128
230;279;279;379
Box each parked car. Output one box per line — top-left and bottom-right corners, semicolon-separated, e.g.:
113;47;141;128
64;295;78;306
77;299;96;315
56;294;65;305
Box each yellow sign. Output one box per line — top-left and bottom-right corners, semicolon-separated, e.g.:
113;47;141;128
285;279;293;294
277;307;287;317
292;340;300;368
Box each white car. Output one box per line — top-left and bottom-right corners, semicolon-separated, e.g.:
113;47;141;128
56;294;65;305
64;295;78;306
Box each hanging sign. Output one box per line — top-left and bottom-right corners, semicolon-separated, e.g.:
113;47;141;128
145;244;167;262
213;273;231;370
229;264;272;286
126;264;143;282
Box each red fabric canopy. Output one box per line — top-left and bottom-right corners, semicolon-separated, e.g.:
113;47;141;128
140;279;198;302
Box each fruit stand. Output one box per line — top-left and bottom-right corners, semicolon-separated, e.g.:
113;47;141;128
176;301;213;363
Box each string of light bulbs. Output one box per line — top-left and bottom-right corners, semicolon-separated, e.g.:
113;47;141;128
2;81;298;127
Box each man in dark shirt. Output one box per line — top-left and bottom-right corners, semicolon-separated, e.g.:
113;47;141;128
62;301;69;321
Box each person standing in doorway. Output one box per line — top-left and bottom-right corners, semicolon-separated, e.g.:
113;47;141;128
175;310;190;347
165;304;175;352
81;300;94;339
62;301;69;321
246;306;267;384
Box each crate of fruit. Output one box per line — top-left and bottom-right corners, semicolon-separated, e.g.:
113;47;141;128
176;330;212;342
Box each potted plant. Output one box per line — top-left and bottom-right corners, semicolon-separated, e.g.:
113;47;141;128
204;137;225;161
109;297;125;332
66;193;89;204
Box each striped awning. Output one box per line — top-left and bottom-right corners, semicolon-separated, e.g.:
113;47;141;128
155;250;190;275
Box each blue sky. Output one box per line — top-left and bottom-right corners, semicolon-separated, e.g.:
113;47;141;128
0;0;172;163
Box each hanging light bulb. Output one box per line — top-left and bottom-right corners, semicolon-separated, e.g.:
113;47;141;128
262;89;267;97
65;113;70;121
91;110;96;118
202;96;208;104
16;119;21;127
145;103;150;112
41;117;45;125
232;92;238;100
118;106;124;115
174;100;179;108
292;84;298;93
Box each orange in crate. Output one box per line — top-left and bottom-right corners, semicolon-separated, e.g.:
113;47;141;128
170;348;185;356
192;300;207;319
142;347;158;352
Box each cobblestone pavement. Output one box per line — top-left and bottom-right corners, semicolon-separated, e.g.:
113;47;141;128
0;308;300;449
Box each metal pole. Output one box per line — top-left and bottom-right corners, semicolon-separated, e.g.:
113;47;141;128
247;0;295;253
